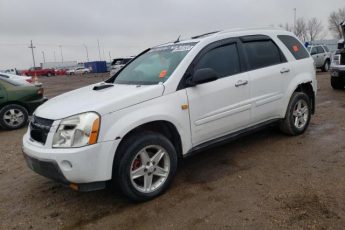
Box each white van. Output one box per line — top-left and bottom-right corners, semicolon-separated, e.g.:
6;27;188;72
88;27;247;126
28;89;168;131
22;28;316;201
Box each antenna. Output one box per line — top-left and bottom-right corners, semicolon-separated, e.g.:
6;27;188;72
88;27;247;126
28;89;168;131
174;35;181;43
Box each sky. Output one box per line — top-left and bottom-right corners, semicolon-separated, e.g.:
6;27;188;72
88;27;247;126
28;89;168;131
0;0;344;70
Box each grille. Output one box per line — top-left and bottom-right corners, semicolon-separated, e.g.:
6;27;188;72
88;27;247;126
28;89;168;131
30;116;54;145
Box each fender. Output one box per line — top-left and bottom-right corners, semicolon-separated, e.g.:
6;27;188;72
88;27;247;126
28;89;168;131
99;89;192;164
281;71;317;117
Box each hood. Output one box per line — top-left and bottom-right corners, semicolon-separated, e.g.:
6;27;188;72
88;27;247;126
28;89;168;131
35;83;165;120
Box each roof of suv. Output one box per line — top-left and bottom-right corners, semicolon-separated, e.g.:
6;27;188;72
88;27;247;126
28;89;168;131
155;27;294;47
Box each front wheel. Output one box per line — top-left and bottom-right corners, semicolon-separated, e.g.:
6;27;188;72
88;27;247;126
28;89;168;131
113;131;178;202
0;104;29;130
279;92;311;136
331;77;344;90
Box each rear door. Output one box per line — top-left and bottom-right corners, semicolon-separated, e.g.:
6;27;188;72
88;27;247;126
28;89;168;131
0;81;8;105
186;38;251;146
240;35;289;124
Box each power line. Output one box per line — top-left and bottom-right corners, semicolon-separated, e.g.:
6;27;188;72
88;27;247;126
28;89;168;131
28;40;36;68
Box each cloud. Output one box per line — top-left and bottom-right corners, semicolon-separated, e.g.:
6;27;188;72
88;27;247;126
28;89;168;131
0;0;343;69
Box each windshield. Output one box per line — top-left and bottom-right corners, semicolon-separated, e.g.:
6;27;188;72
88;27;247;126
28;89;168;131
113;42;197;85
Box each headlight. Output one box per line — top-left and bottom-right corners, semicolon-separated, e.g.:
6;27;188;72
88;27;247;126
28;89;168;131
52;112;100;148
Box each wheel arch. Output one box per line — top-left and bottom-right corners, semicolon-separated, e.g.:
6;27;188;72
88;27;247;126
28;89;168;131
114;120;183;160
0;101;30;113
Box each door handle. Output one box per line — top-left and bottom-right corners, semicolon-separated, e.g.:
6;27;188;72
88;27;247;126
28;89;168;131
280;68;290;74
235;80;248;87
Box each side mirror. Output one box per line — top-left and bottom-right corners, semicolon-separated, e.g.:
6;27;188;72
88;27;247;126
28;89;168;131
189;68;218;86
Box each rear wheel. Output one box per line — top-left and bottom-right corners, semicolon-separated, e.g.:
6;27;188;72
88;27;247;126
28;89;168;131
113;131;178;202
322;60;330;72
0;104;29;130
331;77;344;90
279;92;311;136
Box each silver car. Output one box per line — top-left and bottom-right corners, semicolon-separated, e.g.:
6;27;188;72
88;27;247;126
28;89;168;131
307;45;331;72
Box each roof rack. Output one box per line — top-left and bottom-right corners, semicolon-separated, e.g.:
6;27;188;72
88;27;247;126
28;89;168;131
191;31;220;39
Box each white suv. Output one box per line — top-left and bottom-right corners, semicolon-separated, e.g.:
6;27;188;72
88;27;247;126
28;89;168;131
22;28;317;201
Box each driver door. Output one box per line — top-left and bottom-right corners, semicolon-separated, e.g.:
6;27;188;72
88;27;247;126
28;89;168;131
186;39;251;146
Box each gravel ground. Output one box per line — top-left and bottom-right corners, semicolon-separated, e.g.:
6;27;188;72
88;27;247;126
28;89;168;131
0;72;345;229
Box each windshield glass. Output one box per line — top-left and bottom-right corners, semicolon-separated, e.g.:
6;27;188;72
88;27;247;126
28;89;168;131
113;42;197;85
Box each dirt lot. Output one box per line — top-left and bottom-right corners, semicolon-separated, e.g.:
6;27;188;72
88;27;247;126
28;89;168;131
0;72;345;229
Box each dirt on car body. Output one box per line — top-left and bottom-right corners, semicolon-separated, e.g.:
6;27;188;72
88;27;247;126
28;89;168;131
1;72;345;229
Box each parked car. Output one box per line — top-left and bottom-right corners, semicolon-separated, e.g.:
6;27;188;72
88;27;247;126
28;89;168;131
1;68;20;75
66;67;91;75
21;67;55;77
110;58;132;76
0;75;47;130
54;68;68;76
306;45;331;72
0;73;33;84
22;28;316;201
330;21;345;89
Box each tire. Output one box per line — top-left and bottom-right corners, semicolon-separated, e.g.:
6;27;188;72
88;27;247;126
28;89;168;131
113;131;178;202
322;60;330;72
0;104;29;130
47;72;52;77
331;77;344;90
279;92;311;136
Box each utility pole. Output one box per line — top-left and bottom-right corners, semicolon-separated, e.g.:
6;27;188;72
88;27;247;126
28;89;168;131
28;40;36;67
83;44;89;62
59;45;64;64
54;51;57;62
41;51;46;63
293;8;297;33
108;51;112;62
97;39;102;61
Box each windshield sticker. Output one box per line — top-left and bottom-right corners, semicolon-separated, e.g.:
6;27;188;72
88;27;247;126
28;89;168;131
159;70;168;78
149;43;196;53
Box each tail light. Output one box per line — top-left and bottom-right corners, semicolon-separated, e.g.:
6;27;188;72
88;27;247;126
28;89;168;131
37;88;44;95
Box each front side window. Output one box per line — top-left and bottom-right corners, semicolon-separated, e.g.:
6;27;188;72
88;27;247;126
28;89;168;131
242;40;284;70
194;43;240;78
316;46;325;53
114;43;197;85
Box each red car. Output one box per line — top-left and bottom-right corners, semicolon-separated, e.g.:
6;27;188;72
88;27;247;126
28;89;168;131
21;67;55;77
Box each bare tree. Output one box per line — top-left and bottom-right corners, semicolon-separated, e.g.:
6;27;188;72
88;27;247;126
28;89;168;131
294;18;307;42
328;8;345;39
307;18;325;41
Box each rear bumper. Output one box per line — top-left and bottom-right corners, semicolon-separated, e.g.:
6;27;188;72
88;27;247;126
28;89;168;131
24;97;48;114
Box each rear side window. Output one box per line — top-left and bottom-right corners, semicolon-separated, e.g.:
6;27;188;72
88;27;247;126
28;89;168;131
278;35;309;60
242;40;284;70
194;43;240;78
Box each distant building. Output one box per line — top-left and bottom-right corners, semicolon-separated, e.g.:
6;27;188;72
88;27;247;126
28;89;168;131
310;39;339;52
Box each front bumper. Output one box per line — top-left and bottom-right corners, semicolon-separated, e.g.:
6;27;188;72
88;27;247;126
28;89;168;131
23;152;106;191
22;131;118;189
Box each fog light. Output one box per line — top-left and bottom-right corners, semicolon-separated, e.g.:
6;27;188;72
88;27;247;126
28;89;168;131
61;160;73;170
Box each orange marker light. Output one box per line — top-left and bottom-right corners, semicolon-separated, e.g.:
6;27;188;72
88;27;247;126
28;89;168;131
89;118;100;144
159;70;167;78
292;45;299;52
